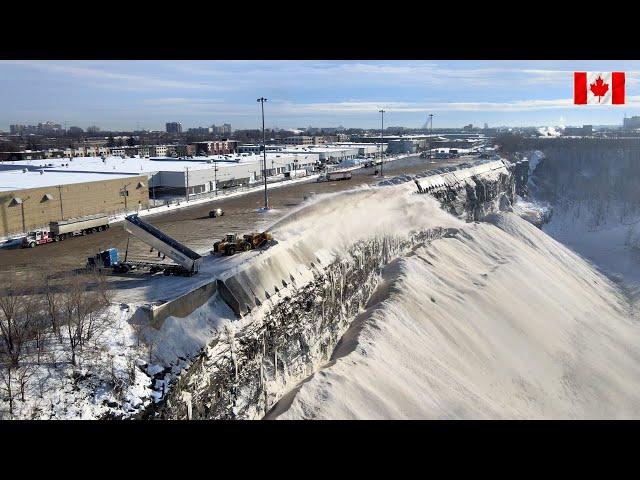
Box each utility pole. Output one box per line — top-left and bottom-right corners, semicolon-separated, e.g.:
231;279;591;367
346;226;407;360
57;185;64;219
121;185;129;212
185;167;190;202
257;97;269;209
379;109;385;177
214;160;218;196
428;114;434;159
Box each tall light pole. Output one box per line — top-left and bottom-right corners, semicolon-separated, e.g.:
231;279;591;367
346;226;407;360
257;97;269;210
428;114;434;159
379;109;385;177
214;160;218;196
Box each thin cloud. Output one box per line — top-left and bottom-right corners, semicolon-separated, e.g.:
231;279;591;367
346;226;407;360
0;61;229;91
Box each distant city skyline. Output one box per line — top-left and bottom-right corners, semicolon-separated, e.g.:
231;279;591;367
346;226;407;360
3;60;640;131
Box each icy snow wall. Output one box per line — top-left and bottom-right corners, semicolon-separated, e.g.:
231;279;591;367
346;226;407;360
148;160;522;419
527;138;640;301
277;213;640;419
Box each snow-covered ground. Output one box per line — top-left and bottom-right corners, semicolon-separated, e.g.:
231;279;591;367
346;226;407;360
277;213;640;419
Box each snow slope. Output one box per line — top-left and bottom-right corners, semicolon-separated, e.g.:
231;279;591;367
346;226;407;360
277;213;640;419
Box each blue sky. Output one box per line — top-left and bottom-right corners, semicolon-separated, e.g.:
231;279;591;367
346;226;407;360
2;60;640;131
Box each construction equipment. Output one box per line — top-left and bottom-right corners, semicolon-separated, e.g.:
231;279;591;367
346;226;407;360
212;231;273;256
123;214;203;276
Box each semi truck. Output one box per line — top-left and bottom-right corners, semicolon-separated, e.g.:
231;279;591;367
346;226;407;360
284;169;308;179
316;170;352;182
84;216;203;276
22;214;110;248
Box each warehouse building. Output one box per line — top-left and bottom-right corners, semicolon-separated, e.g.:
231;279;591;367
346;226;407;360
0;152;320;203
332;143;386;157
265;145;360;164
0;168;148;238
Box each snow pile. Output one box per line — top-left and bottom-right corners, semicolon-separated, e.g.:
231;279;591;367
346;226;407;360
277;213;640;419
511;195;552;227
537;126;562;137
215;182;464;317
270;182;462;247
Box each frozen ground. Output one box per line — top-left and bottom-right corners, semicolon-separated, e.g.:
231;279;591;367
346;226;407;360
277;213;640;419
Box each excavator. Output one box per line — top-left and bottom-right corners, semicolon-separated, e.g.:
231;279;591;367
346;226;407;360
212;231;274;256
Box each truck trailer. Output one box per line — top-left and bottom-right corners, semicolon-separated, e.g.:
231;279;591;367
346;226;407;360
50;214;110;239
22;213;110;248
123;215;203;276
317;170;352;182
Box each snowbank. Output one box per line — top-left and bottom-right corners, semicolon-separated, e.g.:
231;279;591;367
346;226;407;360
278;213;640;419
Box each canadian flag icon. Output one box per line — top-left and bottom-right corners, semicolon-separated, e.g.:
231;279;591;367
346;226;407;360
574;72;625;104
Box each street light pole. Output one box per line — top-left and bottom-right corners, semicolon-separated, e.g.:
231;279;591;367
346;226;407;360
379;109;385;177
428;114;434;159
257;97;269;210
214;160;218;196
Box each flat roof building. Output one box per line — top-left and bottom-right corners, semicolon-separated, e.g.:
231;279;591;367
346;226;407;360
0;167;148;237
0;152;320;200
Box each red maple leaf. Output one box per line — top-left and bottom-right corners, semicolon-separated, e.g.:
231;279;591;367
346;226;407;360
590;76;609;102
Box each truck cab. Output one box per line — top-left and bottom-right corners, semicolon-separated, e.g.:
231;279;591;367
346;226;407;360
22;230;53;248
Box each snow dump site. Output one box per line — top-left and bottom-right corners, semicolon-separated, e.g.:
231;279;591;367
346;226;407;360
2;151;640;420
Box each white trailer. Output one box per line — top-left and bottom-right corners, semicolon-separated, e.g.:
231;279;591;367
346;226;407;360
50;214;110;239
284;169;308;179
317;170;352;182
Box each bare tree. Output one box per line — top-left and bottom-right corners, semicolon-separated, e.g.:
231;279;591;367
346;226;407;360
0;358;14;417
43;274;63;340
0;270;31;368
16;363;36;402
60;273;111;367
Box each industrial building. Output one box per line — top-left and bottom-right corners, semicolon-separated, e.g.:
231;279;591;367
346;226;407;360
265;145;361;164
0;167;148;238
0;151;320;237
1;151;319;202
351;133;487;153
237;144;366;164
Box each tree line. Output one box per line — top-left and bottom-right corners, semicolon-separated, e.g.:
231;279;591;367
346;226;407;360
0;270;114;417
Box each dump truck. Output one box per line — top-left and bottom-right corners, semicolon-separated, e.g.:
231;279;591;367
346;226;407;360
22;213;110;247
86;248;119;270
212;231;273;256
123;215;203;276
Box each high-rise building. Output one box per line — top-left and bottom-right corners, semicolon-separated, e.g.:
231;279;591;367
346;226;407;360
86;125;101;134
623;116;640;130
166;122;183;134
37;121;62;133
211;123;232;136
188;127;213;134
